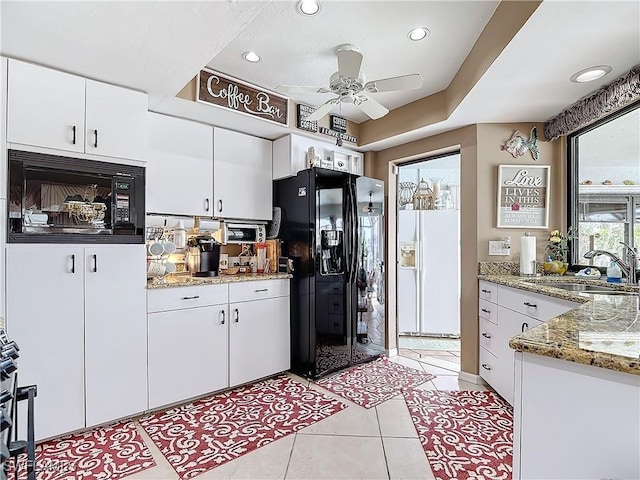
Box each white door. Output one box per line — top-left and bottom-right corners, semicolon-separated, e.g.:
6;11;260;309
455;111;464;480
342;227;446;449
229;297;290;386
419;210;460;335
7;59;85;153
213;128;273;221
84;245;147;426
148;305;228;409
146;113;213;216
6;245;85;440
397;210;419;333
85;80;148;162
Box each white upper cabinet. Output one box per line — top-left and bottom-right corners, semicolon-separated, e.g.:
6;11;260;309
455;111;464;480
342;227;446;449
147;113;213;216
7;59;147;162
85;80;147;162
213;128;273;221
7;59;86;153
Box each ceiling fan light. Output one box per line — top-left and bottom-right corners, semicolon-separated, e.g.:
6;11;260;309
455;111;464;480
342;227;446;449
297;0;321;16
242;51;261;63
570;65;612;83
408;27;429;41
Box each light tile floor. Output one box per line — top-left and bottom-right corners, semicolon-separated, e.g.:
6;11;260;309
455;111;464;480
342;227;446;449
121;355;491;480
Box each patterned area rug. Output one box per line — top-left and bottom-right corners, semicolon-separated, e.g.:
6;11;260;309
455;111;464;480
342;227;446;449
139;375;347;480
403;389;513;480
10;421;155;480
316;356;435;408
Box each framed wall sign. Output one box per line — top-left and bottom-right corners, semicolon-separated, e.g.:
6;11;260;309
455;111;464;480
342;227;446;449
497;164;550;229
297;103;318;132
197;69;288;126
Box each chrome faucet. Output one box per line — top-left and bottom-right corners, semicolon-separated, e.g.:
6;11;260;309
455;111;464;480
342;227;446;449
584;242;638;286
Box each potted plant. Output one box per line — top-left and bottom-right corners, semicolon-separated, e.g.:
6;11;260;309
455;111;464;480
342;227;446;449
543;227;577;275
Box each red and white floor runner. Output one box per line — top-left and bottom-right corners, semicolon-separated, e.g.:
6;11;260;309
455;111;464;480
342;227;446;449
10;421;155;480
316;357;435;408
139;375;347;480
403;389;513;480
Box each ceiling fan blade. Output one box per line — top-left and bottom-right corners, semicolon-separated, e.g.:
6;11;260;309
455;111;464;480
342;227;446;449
364;74;423;93
275;85;331;94
336;44;363;79
354;95;389;120
305;98;340;122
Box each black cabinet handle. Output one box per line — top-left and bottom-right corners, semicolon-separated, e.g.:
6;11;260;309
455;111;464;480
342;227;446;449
523;302;537;308
92;254;97;272
94;129;98;148
521;322;529;332
254;288;268;293
70;254;75;273
218;199;223;213
481;332;491;339
481;289;491;294
220;310;225;325
234;308;239;323
204;198;210;212
181;296;200;300
72;125;76;145
481;363;491;371
481;308;491;314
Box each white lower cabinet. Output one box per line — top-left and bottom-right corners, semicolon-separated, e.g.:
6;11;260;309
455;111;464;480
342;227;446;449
478;281;578;405
147;279;291;409
6;244;147;440
147;285;229;409
229;296;290;387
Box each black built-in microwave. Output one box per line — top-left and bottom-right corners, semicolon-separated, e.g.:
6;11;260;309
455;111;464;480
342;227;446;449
7;149;145;243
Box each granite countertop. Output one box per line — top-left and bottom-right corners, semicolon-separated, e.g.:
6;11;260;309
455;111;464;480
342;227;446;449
147;272;292;289
478;274;640;375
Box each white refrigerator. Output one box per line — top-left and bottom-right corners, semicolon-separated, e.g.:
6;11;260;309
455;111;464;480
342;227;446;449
397;209;460;335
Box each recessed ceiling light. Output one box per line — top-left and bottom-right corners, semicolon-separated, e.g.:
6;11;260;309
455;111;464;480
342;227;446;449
297;0;321;16
408;27;429;41
243;51;261;63
570;65;612;83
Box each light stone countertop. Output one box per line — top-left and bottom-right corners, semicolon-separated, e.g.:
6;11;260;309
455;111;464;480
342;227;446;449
147;272;292;289
478;275;640;375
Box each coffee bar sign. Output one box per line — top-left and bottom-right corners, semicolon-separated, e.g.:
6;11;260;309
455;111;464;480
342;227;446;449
197;69;288;126
497;164;550;229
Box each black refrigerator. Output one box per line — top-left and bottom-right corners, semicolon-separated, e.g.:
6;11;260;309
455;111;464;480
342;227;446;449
274;167;385;379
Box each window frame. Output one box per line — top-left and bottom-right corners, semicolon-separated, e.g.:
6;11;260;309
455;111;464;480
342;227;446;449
567;99;640;267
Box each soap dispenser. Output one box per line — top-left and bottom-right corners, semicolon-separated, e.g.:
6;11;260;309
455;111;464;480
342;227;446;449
606;261;622;283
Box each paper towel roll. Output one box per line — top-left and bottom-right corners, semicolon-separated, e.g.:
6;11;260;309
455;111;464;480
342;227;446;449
520;235;537;275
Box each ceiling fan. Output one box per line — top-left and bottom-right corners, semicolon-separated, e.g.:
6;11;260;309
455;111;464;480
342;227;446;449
362;192;380;216
275;44;423;121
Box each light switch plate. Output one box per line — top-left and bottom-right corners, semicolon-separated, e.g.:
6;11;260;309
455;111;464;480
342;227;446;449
489;241;510;256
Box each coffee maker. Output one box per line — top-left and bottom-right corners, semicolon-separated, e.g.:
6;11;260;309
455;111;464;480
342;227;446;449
186;236;221;277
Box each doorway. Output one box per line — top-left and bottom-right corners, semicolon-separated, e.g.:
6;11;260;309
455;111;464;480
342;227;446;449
396;153;461;372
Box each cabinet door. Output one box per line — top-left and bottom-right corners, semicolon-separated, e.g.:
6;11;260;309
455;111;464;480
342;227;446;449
84;245;147;426
213;128;273;221
85;80;148;162
6;245;85;440
229;296;290;386
146;113;213;216
148;305;228;409
7;59;85;153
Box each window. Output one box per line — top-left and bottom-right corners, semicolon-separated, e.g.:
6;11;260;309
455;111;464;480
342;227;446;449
568;101;640;268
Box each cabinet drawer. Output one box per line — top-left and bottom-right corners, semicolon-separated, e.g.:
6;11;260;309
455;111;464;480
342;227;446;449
498;285;577;321
148;284;228;313
478;299;497;324
229;279;290;303
479;317;499;354
479;346;498;385
479;280;498;304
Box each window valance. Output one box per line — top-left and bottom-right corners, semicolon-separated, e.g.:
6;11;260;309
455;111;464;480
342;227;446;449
544;65;640;141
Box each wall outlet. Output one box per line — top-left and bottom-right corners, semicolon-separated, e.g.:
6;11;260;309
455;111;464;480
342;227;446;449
489;240;510;256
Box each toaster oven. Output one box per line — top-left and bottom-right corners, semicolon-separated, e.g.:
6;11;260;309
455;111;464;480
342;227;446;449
212;222;266;244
